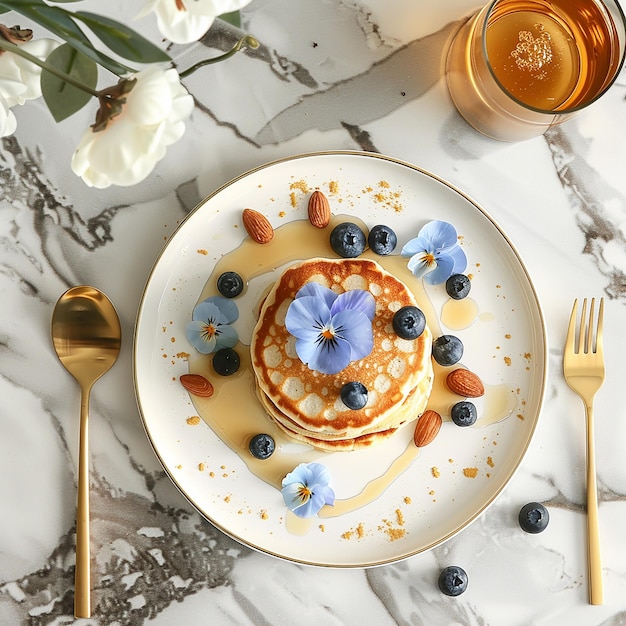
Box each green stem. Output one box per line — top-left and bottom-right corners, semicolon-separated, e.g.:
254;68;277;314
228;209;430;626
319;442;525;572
179;35;259;79
0;37;100;97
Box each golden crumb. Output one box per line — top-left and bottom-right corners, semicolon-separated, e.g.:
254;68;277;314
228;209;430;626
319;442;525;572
290;179;309;194
198;462;205;471
404;496;412;505
279;211;286;218
517;413;525;420
175;464;182;470
197;249;208;255
260;509;269;520
289;191;297;207
487;456;494;468
175;351;190;359
504;356;512;366
328;180;339;194
524;352;532;360
342;523;366;540
186;416;201;426
429;489;435;496
209;471;215;478
505;333;511;339
319;524;326;532
431;466;440;478
224;495;231;503
378;180;390;188
396;509;405;526
170;337;176;343
463;467;479;478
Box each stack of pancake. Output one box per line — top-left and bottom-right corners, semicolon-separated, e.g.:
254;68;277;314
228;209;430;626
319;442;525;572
250;258;433;451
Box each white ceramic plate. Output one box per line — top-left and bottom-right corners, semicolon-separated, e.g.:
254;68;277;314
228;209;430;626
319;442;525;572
134;151;547;567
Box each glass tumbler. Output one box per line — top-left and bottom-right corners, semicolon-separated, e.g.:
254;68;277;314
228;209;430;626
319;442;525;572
446;0;626;141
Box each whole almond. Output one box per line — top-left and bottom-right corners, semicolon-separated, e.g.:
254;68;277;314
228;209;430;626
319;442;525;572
242;208;274;244
308;190;331;228
446;369;485;398
413;409;442;447
180;373;214;398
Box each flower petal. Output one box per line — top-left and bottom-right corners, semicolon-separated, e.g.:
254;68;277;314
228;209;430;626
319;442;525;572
195;296;239;324
295;334;352;375
406;251;437;279
185;320;217;354
295;282;337;309
285;296;331;341
419;220;459;250
331;309;374;361
214;324;239;350
423;253;455;285
331;289;375;320
400;235;431;257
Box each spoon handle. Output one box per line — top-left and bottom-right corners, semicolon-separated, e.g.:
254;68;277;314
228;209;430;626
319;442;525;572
74;388;91;618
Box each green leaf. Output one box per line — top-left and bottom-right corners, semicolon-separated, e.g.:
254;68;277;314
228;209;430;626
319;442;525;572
41;43;98;122
73;12;171;64
219;11;241;28
0;3;134;75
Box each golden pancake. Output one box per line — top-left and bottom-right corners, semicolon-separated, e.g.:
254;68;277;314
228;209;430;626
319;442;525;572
250;258;433;450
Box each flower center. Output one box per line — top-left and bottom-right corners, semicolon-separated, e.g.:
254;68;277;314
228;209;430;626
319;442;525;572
321;328;335;340
201;320;219;340
424;252;436;267
297;485;312;503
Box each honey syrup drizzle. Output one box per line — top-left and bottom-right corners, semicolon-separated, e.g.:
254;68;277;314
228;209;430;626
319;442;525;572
188;216;516;522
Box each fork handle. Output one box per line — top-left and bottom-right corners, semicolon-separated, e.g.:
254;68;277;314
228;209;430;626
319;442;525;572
585;402;603;605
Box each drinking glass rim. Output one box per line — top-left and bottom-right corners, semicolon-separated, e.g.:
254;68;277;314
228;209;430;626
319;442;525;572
480;0;626;115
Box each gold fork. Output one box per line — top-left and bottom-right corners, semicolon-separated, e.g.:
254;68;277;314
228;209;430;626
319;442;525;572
563;297;605;605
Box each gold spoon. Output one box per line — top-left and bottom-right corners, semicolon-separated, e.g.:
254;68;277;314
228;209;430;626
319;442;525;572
51;286;121;618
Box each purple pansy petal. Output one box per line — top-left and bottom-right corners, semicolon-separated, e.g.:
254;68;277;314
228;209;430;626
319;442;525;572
285;296;332;340
332;289;375;320
295;282;337;309
297;333;352;375
214;324;239;349
281;463;335;518
406;250;437;278
331;309;374;361
401;235;431;257
193;296;239;324
185;320;216;354
187;296;239;355
419;220;459;249
423;254;455;285
448;244;468;274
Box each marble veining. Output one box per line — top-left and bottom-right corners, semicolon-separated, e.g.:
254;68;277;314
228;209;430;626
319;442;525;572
2;1;626;624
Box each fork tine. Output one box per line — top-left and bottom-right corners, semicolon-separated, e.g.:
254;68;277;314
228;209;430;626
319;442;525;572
596;298;604;356
566;298;578;353
586;298;594;354
579;298;588;354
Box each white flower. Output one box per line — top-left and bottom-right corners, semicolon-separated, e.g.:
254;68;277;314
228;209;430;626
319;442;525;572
70;67;194;188
138;0;254;44
0;38;60;106
0;96;16;137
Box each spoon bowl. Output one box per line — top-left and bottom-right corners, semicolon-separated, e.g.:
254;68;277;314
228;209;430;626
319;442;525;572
51;286;121;618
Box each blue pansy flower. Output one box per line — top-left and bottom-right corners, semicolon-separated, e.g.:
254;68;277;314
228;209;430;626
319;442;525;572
186;296;239;354
401;220;467;285
281;462;335;518
285;282;375;375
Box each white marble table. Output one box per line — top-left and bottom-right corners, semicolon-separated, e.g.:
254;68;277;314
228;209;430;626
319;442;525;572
2;1;626;624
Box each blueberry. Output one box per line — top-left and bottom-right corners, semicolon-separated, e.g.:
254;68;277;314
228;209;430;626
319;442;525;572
368;224;397;255
249;434;276;459
518;502;550;534
446;274;471;300
432;335;464;366
212;347;240;376
217;271;244;298
451;401;478;427
340;382;368;410
330;222;366;258
438;566;468;596
392;306;426;340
